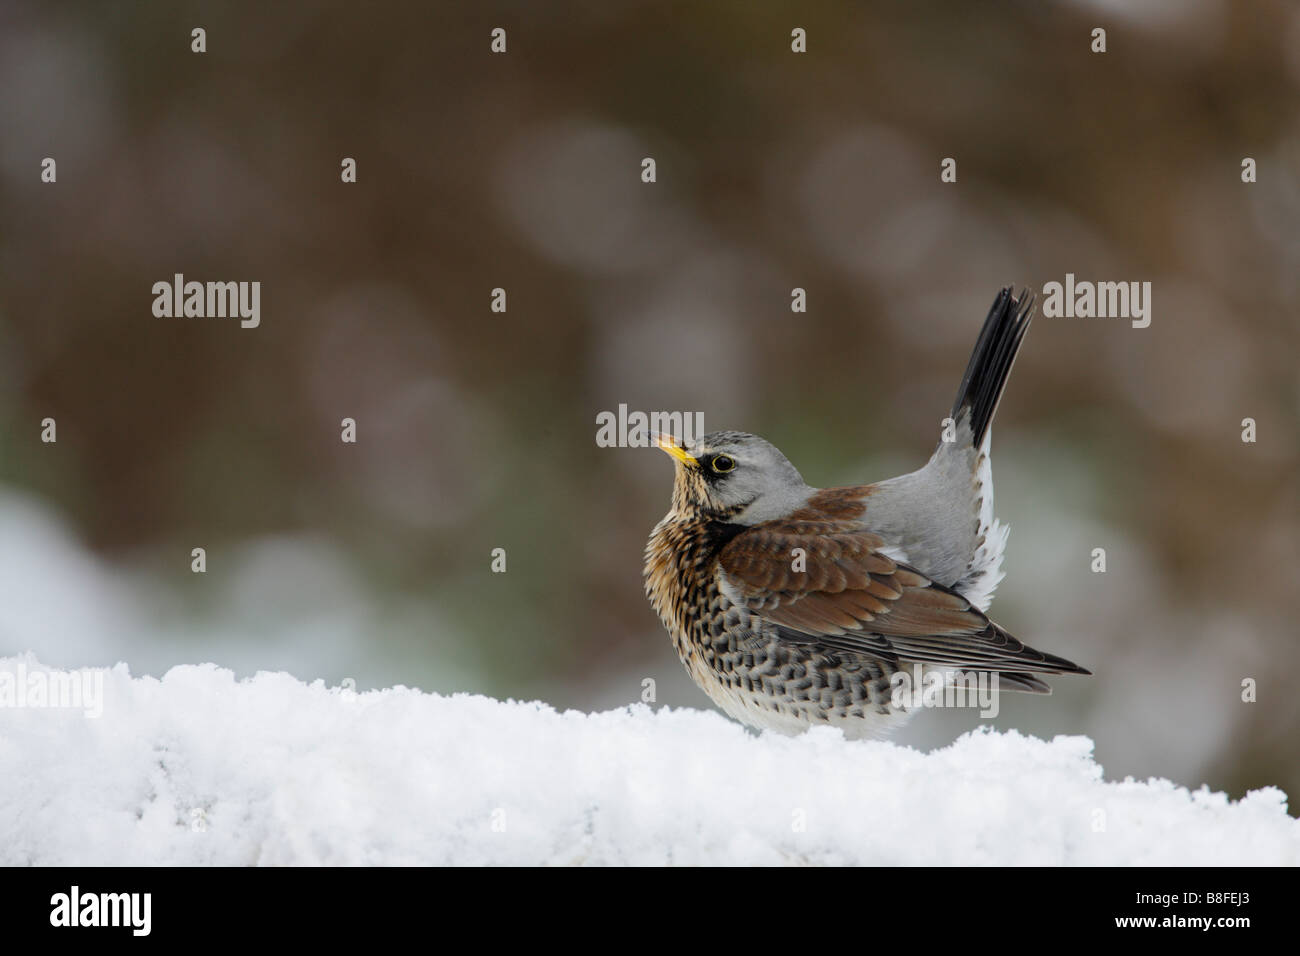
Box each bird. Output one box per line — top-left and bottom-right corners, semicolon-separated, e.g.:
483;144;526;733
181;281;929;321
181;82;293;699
643;286;1089;738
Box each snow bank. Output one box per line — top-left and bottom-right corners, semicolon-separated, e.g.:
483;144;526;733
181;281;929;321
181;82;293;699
1;655;1295;866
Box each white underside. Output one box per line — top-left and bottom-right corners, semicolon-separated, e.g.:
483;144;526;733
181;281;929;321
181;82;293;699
709;684;915;741
956;430;1007;613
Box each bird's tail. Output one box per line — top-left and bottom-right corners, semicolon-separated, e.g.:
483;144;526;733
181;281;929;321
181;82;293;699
950;287;1035;448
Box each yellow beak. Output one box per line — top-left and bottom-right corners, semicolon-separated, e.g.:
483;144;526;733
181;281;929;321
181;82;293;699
654;433;697;466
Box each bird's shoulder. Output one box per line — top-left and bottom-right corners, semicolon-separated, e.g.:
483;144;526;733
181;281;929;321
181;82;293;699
714;493;966;639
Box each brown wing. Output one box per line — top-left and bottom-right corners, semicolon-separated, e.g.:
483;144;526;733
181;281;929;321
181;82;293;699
717;520;1089;683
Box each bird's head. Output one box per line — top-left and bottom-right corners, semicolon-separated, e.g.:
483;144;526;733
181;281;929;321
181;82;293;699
655;430;812;524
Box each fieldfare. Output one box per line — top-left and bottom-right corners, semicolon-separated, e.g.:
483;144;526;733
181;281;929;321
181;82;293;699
644;287;1089;738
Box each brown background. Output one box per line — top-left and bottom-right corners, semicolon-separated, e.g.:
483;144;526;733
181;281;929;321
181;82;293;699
0;1;1296;806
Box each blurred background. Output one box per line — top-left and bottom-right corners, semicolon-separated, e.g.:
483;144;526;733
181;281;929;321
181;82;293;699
0;1;1296;806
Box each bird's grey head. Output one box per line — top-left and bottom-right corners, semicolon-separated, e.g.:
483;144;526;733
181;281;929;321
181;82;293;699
655;430;813;524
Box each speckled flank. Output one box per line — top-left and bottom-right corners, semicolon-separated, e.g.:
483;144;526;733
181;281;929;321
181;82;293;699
644;508;906;739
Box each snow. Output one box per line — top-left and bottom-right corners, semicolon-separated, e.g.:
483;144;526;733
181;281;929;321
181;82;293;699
1;655;1295;866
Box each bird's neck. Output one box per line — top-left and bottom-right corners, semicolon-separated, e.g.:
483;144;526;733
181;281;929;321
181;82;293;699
644;510;746;644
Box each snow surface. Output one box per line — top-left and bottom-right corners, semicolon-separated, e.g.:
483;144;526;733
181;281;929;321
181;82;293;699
1;654;1295;866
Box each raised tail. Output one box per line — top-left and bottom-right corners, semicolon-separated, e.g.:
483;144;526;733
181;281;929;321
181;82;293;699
950;287;1035;448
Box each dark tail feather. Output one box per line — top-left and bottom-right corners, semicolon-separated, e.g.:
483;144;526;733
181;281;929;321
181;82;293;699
978;644;1092;695
990;659;1092;695
993;672;1053;694
950;287;1036;447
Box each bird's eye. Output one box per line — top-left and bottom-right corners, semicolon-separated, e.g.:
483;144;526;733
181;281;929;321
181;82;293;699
711;454;736;474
